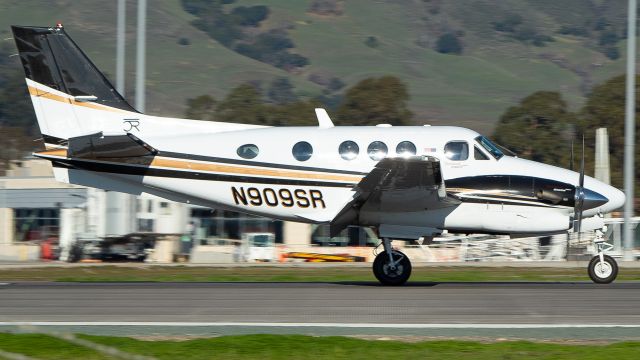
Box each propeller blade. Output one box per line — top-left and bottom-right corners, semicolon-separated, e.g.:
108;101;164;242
569;139;574;171
575;188;584;234
573;134;586;236
579;134;585;189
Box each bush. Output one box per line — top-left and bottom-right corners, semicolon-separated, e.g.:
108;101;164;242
365;36;379;48
328;77;345;92
235;31;309;70
599;31;619;46
492;14;523;33
435;33;462;55
603;47;620;60
532;34;554;47
308;0;343;16
231;6;269;27
558;25;588;37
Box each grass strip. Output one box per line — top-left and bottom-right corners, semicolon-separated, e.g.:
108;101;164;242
1;266;640;283
0;333;114;360
2;333;639;360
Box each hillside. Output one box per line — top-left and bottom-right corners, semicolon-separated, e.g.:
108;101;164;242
0;0;629;132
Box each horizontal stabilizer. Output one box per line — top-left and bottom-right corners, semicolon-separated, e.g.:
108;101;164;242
68;132;157;159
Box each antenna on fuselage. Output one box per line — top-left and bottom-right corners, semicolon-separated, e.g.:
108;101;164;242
315;108;335;128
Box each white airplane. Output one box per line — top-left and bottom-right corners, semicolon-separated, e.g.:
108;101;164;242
11;24;626;285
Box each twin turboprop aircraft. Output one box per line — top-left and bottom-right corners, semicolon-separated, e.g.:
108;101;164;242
11;24;626;285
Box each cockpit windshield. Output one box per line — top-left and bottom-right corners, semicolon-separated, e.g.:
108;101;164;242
475;136;504;160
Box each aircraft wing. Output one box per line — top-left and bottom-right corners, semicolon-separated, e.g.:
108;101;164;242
329;156;459;236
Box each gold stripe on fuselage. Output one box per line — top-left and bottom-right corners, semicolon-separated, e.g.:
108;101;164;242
35;149;363;184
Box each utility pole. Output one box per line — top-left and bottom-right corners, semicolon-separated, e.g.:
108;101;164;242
116;0;126;95
623;0;637;261
135;0;146;113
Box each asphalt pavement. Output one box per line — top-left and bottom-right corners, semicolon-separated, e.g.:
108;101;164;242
1;281;639;339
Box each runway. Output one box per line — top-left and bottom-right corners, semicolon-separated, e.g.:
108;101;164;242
1;282;639;338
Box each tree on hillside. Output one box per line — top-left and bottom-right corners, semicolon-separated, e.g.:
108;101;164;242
336;76;412;126
267;100;320;126
215;83;269;125
185;95;217;121
308;0;343;16
0;46;40;173
493;91;575;167
267;77;298;105
581;75;640;191
231;5;269;27
435;33;462;55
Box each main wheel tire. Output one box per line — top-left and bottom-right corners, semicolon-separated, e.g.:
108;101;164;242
373;250;412;286
588;254;618;284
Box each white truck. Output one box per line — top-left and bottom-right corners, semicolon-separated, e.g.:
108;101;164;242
239;233;276;262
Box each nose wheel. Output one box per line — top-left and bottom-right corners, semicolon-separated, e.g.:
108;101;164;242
587;229;618;284
373;238;412;286
588;254;618;284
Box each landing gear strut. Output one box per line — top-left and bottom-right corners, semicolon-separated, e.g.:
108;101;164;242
373;238;412;286
587;228;618;284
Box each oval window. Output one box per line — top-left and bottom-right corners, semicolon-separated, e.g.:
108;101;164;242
396;141;416;157
367;141;388;161
444;141;469;161
339;141;359;160
292;141;313;161
237;144;259;159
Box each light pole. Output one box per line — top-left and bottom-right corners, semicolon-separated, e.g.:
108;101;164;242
135;0;146;113
116;0;126;95
623;0;637;261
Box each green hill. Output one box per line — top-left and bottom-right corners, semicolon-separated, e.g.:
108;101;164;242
0;0;629;132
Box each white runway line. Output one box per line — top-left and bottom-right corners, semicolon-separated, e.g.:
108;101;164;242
1;322;640;328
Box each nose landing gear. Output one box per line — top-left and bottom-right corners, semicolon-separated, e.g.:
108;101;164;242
587;228;618;284
373;238;412;286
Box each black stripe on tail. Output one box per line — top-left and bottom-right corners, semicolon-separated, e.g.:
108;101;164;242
11;25;138;113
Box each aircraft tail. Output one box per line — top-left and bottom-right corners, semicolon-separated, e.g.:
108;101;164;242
11;24;138;147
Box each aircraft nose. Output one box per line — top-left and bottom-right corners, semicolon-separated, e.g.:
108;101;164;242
603;186;626;212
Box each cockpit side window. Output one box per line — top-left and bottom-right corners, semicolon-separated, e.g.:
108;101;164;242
475;136;504;160
444;141;469;161
474;146;490;160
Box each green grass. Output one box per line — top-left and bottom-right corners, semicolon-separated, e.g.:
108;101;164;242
0;0;627;130
1;265;640;283
0;333;113;360
1;333;639;360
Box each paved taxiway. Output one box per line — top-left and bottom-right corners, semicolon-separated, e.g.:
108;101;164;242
1;282;639;338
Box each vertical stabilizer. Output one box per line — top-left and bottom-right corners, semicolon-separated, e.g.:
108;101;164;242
11;24;138;144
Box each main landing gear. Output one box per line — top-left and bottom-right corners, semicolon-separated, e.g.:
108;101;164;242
587;228;618;284
373;238;412;286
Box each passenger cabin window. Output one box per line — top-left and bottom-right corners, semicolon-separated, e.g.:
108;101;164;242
367;141;388;161
444;141;469;161
396;141;416;157
339;141;359;160
292;141;313;161
237;144;259;159
474;146;489;160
